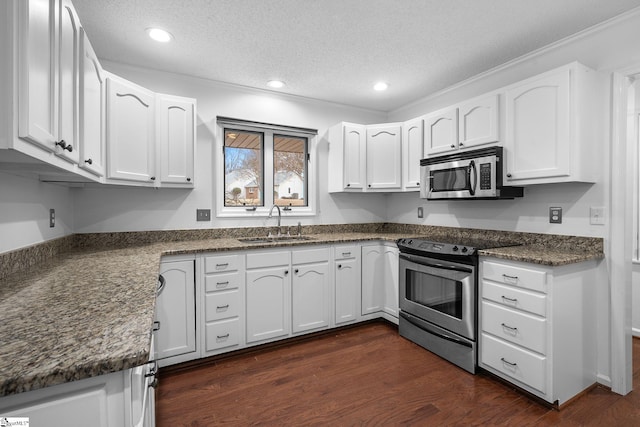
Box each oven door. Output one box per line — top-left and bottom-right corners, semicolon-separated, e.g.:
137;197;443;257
399;253;475;340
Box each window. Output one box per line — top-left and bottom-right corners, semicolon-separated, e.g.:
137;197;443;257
217;117;317;217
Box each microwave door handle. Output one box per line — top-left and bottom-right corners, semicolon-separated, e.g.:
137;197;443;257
468;160;477;196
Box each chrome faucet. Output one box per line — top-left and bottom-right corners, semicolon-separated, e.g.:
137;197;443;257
268;204;281;236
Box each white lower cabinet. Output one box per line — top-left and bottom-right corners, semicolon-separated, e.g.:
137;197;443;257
291;247;331;334
334;245;361;325
201;253;245;356
155;256;197;367
0;367;152;427
479;257;598;406
361;242;399;322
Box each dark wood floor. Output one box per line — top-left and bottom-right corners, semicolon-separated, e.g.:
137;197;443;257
156;322;640;426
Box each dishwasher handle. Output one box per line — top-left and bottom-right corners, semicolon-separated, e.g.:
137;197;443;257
157;274;166;296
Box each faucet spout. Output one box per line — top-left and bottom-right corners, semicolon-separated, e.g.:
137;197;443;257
268;204;282;229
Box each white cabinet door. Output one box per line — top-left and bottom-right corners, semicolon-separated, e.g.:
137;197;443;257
106;75;156;184
292;261;330;333
382;245;399;318
366;123;402;189
334;254;360;325
424;107;458;155
504;69;570;182
361;244;385;315
18;0;58;152
55;0;80;163
78;28;104;176
246;266;290;343
343;123;366;190
156;259;196;361
402;117;423;190
157;93;195;186
458;94;499;149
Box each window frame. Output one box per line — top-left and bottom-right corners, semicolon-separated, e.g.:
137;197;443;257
215;118;318;218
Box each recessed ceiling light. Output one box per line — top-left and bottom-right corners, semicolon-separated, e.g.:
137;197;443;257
373;82;389;91
146;28;173;43
267;80;285;89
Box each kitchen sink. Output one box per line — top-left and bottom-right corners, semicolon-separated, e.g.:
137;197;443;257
238;236;315;244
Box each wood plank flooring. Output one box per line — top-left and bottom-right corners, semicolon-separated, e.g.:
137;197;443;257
155;322;640;426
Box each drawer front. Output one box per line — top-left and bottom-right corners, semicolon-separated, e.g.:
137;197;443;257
204;254;241;273
481;301;546;354
481;333;547;395
482;281;546;317
204;271;241;292
205;290;241;321
334;245;358;260
482;260;547;293
246;251;290;269
205;318;240;351
291;247;330;265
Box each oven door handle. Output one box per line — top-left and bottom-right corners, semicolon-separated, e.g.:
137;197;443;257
400;253;473;273
400;312;473;348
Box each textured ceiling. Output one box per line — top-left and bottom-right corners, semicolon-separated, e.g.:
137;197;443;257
73;0;640;112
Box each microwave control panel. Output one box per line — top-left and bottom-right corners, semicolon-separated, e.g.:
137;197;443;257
479;163;492;190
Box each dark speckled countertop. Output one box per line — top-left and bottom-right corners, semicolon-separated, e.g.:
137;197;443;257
0;223;604;398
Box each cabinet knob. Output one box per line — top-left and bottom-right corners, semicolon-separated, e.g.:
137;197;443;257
284;270;289;275
294;268;299;274
55;140;66;149
346;183;351;187
450;144;455;148
64;144;73;152
368;184;371;187
150;176;156;181
416;182;420;186
84;158;93;165
506;173;512;178
187;177;191;182
337;264;342;269
459;142;464;147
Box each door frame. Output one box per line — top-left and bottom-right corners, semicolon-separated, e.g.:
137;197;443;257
610;67;636;395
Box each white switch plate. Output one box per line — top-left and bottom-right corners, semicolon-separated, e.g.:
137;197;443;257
590;206;605;225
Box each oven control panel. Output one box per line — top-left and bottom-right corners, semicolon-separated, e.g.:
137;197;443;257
397;238;475;257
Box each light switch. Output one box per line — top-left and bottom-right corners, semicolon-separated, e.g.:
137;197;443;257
590;207;605;225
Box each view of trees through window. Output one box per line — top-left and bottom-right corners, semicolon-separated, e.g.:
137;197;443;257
224;129;307;208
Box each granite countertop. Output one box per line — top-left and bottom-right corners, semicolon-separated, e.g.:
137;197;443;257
0;225;604;398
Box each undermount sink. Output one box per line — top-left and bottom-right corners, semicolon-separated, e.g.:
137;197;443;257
238;236;315;244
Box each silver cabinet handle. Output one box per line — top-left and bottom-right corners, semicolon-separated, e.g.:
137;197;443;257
152;321;160;332
502;274;518;283
341;252;351;257
501;295;518;303
501;323;518;333
501;357;517;367
216;281;230;287
157;275;166;296
217;334;230;339
216;263;229;268
216;304;229;310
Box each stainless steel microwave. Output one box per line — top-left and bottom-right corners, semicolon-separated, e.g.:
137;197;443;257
420;147;523;200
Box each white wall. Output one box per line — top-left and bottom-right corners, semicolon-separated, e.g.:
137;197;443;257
0;171;74;253
72;62;389;233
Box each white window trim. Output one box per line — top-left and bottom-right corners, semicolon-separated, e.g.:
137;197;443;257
215;119;318;218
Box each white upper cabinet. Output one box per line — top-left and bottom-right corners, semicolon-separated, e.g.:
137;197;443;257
157;93;196;187
17;0;80;163
424;107;458;155
458;93;499;149
328;122;366;192
402;117;423;190
366;123;402;190
78;28;104;176
503;62;598;185
106;74;156;185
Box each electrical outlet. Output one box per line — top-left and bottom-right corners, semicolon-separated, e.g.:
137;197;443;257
49;209;55;228
590;206;605;225
549;207;562;224
196;209;211;221
417;207;424;219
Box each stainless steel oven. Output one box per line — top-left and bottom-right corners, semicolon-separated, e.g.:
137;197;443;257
398;239;478;373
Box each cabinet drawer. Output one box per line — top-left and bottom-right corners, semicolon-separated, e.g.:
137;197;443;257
481;301;547;354
481;333;547;394
204;254;241;273
204;271;241;292
205;318;240;351
334;245;358;260
246;251;290;269
205;290;241;321
482;261;547;293
292;247;330;265
482;281;546;317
